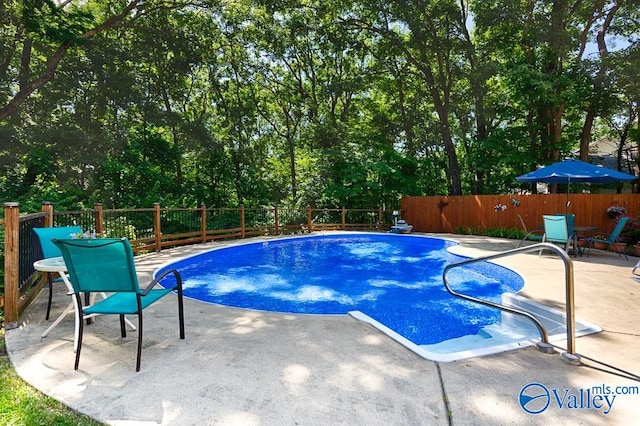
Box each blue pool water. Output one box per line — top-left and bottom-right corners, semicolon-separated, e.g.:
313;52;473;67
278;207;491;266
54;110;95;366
157;233;525;345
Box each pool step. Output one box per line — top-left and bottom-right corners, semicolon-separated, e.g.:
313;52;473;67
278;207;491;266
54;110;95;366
421;293;602;355
500;293;600;338
421;322;538;355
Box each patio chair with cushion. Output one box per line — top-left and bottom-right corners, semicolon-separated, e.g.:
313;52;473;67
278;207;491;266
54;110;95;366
33;226;83;320
53;237;185;372
585;216;631;260
516;214;544;248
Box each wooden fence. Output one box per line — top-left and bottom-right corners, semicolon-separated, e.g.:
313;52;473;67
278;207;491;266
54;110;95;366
401;193;640;236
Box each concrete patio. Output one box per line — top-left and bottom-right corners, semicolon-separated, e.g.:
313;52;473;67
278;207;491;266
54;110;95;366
5;234;640;425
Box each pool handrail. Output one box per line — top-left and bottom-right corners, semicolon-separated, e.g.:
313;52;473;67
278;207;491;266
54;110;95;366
443;242;579;365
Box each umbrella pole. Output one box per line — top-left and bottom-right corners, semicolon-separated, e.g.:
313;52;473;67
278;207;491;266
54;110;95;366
565;178;571;215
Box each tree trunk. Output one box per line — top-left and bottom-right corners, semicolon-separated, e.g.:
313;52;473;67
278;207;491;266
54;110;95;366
579;2;618;161
579;109;595;162
287;137;297;200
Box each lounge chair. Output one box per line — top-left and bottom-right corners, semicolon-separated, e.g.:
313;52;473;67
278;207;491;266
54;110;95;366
585;216;631;260
516;214;544;248
53;237;185;372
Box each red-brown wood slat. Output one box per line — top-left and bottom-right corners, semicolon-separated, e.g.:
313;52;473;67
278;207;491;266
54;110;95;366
402;194;640;235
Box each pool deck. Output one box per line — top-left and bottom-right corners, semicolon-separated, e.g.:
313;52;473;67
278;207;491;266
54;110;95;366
5;233;640;425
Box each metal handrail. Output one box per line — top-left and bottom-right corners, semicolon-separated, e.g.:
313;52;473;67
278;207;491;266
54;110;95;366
443;242;578;363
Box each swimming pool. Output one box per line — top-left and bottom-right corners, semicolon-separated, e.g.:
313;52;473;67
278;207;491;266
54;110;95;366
160;232;542;341
156;233;602;360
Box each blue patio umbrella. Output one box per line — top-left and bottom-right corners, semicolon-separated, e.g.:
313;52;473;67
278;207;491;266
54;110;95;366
516;159;636;185
516;159;636;209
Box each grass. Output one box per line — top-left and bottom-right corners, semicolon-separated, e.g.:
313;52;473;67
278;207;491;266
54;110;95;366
0;320;103;426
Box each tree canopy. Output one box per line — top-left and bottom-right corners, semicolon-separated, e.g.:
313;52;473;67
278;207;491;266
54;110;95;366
1;0;638;210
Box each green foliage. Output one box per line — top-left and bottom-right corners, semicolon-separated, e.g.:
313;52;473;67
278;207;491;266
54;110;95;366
99;128;183;207
454;225;524;240
620;219;640;246
483;227;524;240
103;217;138;240
454;226;479;235
21;0;96;44
1;0;638;209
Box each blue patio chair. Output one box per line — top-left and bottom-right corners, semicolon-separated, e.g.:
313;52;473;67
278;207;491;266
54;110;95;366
542;215;574;254
516;214;544;248
33;226;83;320
53;237;185;372
585;216;631;260
554;213;580;254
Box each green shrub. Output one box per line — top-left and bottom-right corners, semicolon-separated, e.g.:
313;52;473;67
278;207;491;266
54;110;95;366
454;226;523;240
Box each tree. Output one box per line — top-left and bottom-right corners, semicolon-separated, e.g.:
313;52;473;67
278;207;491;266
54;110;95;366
605;43;640;191
0;0;199;121
3;0;639;209
470;0;634;194
343;0;467;195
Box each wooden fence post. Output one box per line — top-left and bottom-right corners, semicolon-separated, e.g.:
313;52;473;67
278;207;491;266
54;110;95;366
4;202;19;328
200;204;207;243
154;203;162;252
378;207;383;229
341;207;346;229
274;206;279;235
41;202;53;227
307;207;312;232
240;205;246;238
93;203;104;235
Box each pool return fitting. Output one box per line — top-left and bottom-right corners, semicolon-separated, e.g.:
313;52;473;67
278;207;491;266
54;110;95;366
443;242;580;365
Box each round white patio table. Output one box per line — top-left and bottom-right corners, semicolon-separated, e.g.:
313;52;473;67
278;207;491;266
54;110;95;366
33;257;82;352
33;257;136;353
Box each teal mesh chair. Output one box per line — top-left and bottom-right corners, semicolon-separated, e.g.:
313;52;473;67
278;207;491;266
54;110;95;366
554;213;578;254
555;214;575;238
542;215;573;253
33;226;83;320
585;216;631;260
53;238;185;372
